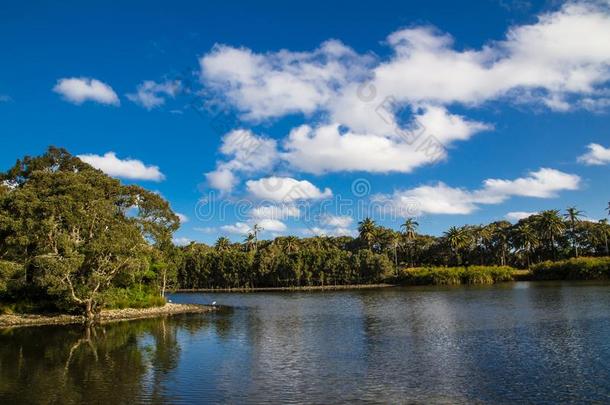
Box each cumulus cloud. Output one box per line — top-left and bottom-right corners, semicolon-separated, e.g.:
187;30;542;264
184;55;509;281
220;218;287;235
250;204;301;220
246;177;332;202
200;40;374;121
53;77;119;105
205;129;278;192
220;222;251;235
201;3;610;116
320;215;353;228
173;237;193;246
506;211;538;221
206;168;237;192
257;218;287;232
378;168;580;216
301;215;356;237
281;107;490;174
198;2;610;176
578;143;610;165
127;80;181;109
78;152;165;181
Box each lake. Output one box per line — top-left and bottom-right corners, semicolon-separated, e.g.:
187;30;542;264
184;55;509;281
1;282;609;404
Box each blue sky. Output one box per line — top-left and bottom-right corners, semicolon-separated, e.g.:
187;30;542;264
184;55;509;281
1;0;609;244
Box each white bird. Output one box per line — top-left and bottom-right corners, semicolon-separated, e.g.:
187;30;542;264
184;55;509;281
212;301;217;306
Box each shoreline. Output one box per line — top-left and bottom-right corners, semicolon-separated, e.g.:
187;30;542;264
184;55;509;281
175;283;398;293
0;303;215;329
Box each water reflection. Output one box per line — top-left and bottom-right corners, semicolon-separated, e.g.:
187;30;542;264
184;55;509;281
1;283;609;404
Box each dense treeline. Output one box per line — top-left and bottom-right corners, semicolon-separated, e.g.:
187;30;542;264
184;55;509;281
177;206;610;289
1;148;609;313
0;148;179;321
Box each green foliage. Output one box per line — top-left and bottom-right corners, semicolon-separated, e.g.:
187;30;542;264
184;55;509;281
102;286;166;309
0;147;179;319
0;260;23;296
393;266;515;285
531;257;610;280
177;242;394;289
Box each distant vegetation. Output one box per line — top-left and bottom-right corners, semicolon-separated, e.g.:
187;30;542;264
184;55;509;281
391;266;515;286
1;148;609;319
531;257;610;280
176;205;610;289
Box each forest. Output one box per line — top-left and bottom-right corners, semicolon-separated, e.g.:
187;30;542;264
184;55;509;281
177;207;610;289
1;148;609;318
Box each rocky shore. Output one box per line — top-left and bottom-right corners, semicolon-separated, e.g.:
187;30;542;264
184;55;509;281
0;303;215;328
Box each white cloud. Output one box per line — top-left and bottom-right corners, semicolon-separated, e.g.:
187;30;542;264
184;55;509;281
220;219;287;234
220;222;251;235
198;2;610;178
379;168;580;216
578;143;610;165
320;215;353;228
506;211;538;221
257;218;287;232
481;168;581;199
205;129;278;192
0;95;11;102
53;77;119;106
176;213;189;224
200;40;373;121
250;204;301;220
281;107;490;174
304;215;356;237
173;237;192;246
201;3;610;118
246;177;332;202
205;169;237;192
302;227;356;237
127;80;181;110
78;152;165;181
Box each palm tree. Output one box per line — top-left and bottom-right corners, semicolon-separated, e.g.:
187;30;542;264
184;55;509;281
514;223;539;267
358;217;376;249
252;223;263;251
243;232;256;252
388;232;400;270
400;218;419;239
214;236;231;252
277;236;300;254
401;218;419;267
564;206;584;257
444;226;470;265
534;210;565;261
599;219;609;255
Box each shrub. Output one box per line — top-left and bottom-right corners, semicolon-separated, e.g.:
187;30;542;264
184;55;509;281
102;286;166;309
531;257;610;280
393;266;515;285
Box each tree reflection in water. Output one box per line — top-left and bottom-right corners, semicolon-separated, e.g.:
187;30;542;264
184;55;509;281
0;313;229;404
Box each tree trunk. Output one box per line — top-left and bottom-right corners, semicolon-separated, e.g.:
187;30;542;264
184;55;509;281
161;269;167;298
85;300;95;324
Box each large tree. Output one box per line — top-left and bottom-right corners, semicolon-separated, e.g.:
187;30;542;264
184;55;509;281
0;147;179;321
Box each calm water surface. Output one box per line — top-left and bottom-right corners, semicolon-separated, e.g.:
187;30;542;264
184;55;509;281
1;282;610;404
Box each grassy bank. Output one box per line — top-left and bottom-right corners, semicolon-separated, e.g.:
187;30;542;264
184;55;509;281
531;257;610;280
0;303;215;329
392;266;516;286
